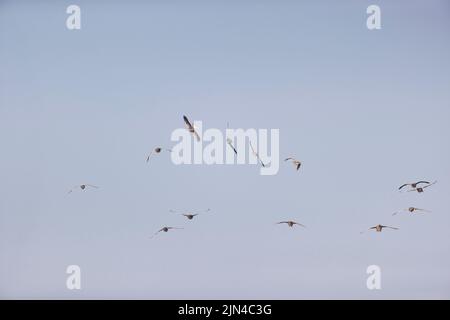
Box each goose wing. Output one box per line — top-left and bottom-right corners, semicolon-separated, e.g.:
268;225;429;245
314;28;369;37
423;181;437;189
183;115;193;129
293;222;306;228
249;142;265;167
192;129;201;142
382;225;399;230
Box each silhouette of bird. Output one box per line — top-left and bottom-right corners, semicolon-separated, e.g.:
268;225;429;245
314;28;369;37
284;157;302;171
68;184;99;194
249;141;266;167
276;220;306;228
146;147;171;162
392;207;431;216
183;115;200;141
398;181;430;191
150;226;183;239
170;209;211;220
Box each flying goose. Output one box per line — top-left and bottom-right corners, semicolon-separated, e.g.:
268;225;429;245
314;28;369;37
362;225;399;233
284;157;302;171
227;138;238;155
392;207;431;216
249;141;266;167
226;123;237;155
68;184;99;194
398;181;430;191
170;209;211;220
146;147;171;162
183;115;200;142
276;220;306;228
150;226;183;239
407;181;437;193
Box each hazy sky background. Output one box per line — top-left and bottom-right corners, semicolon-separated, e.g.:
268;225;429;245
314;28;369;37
1;0;449;299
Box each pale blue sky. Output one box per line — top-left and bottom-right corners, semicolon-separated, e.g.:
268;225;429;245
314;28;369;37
1;0;449;299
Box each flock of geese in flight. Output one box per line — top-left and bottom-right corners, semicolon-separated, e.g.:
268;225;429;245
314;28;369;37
67;115;438;238
361;180;437;234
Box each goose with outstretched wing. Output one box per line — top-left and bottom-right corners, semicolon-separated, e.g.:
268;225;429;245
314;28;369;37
284;157;302;171
226;123;237;155
68;184;99;194
276;220;306;228
392;207;431;216
398;181;430;191
183;115;200;142
407;181;437;193
169;209;211;220
150;226;183;239
146;147;172;162
249;141;266;167
361;224;399;233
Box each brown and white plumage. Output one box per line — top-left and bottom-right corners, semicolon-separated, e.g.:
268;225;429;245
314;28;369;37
392;207;431;216
183;115;200;142
284;157;302;171
68;184;99;194
276;220;306;228
150;226;183;239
